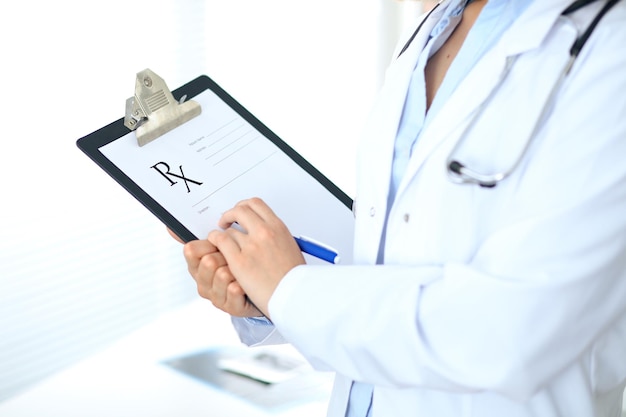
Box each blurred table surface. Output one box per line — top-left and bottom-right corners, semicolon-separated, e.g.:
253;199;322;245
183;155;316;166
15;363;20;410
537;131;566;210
0;299;332;417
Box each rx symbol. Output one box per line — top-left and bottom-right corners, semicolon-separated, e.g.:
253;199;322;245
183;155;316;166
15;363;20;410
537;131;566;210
150;162;203;193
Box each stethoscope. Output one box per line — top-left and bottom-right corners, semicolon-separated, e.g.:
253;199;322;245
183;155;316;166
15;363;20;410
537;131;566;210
398;0;622;188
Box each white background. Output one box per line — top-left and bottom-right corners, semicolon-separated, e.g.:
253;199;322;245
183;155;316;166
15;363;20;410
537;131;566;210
0;0;428;402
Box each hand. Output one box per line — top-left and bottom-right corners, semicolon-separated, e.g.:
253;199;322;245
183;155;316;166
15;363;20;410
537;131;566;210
208;198;306;318
182;239;263;317
167;227;185;244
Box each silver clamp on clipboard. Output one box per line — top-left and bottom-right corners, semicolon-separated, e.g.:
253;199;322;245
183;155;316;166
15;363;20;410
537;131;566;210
124;69;201;146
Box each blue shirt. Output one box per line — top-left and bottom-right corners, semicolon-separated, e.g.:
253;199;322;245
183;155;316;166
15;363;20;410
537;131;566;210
347;1;532;416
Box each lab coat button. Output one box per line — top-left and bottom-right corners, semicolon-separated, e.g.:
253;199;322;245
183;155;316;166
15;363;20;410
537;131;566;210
369;207;376;217
403;213;410;223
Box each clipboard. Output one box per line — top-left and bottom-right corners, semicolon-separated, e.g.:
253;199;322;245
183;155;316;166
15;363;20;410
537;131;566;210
76;70;354;264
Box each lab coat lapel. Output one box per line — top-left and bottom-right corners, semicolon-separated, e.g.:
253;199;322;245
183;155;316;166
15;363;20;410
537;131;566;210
359;2;449;202
354;3;451;262
394;1;567;199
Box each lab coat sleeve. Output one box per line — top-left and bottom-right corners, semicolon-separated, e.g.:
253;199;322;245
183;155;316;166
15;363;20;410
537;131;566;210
269;177;626;401
267;22;626;400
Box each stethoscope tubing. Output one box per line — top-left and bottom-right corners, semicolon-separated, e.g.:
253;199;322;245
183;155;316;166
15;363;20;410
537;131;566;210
397;0;623;188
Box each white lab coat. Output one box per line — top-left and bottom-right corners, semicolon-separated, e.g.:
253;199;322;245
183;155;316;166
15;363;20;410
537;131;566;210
240;1;626;416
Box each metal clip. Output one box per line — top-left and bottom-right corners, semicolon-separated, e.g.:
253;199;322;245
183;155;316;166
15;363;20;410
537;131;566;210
124;69;201;146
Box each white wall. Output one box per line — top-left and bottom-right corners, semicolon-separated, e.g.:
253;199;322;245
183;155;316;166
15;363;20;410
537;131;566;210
0;0;419;402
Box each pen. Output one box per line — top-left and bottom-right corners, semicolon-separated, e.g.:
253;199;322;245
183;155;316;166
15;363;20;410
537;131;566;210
232;223;340;264
294;236;341;264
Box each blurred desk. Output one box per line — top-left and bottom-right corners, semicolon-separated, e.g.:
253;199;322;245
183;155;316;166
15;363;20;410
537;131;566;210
0;300;331;417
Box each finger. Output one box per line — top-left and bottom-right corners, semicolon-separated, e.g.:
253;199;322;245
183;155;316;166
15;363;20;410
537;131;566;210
197;251;227;281
202;265;261;317
225;281;262;317
210;264;237;305
208;229;243;261
218;202;264;232
194;252;228;299
183;239;219;274
193;253;226;295
167;227;185;244
183;240;219;264
237;198;291;238
235;197;278;223
218;197;281;232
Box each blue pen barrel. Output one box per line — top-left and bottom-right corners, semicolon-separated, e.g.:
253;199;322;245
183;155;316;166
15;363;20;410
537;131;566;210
294;236;339;264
